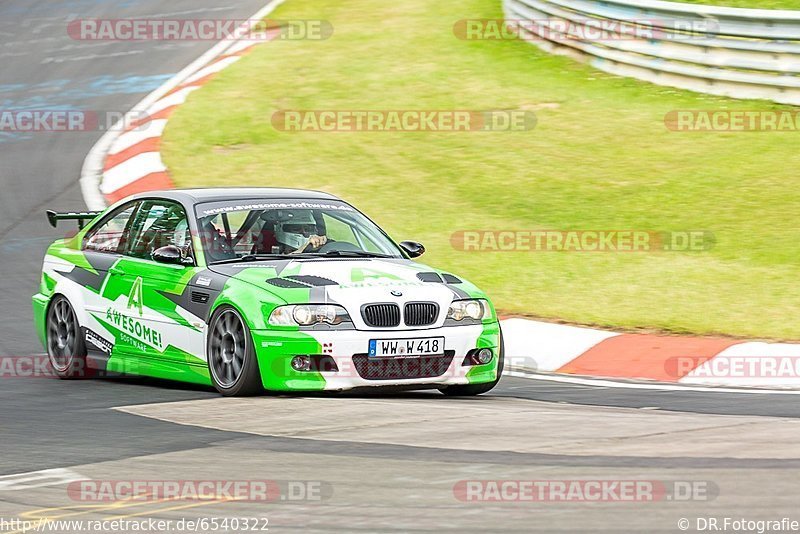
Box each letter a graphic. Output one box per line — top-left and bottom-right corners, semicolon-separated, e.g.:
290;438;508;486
351;268;402;282
127;277;144;316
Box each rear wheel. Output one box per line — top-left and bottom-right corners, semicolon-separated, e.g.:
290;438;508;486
46;296;91;379
439;329;504;396
207;306;263;396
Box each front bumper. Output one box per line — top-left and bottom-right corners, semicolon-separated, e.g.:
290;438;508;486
251;322;501;391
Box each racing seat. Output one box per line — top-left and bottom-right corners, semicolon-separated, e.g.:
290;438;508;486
251;224;279;254
201;221;236;262
134;210;183;259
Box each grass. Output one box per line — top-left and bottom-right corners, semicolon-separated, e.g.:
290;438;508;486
162;0;800;340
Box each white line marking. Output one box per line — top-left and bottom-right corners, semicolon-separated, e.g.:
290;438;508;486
182;55;242;85
144;86;199;116
504;369;800;394
0;468;85;491
225;39;263;56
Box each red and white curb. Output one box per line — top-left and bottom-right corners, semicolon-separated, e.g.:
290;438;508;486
98;39;266;204
504;318;800;390
78;0;800;392
79;0;284;211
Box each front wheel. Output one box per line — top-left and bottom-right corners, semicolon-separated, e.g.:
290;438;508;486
46;295;91;379
207;306;263;396
439;329;505;396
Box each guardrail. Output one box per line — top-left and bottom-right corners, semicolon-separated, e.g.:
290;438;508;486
502;0;800;105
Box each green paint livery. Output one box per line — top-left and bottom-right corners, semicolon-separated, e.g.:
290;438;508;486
34;189;502;396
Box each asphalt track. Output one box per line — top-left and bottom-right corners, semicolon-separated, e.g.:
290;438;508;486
1;1;799;532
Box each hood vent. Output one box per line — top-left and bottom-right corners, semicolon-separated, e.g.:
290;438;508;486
417;272;462;284
417;272;444;283
441;273;462;284
266;277;309;289
267;275;339;289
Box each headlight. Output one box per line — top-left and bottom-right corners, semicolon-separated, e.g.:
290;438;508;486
447;299;493;322
268;304;351;327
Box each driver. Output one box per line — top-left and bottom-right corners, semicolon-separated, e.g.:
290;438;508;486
273;210;327;254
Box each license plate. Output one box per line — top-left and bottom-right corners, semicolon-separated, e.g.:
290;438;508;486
368;337;445;357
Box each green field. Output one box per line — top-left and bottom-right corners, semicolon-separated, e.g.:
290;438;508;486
679;0;800;7
162;0;800;340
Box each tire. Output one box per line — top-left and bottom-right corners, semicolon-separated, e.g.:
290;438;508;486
439;328;505;397
207;306;263;396
46;295;92;379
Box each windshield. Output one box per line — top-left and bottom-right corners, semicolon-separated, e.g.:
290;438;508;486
195;199;404;263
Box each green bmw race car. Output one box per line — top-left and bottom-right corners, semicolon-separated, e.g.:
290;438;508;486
33;189;503;396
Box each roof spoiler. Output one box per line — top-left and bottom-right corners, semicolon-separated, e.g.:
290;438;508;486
46;210;102;229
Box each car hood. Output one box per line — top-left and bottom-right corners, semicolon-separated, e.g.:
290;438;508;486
208;258;482;330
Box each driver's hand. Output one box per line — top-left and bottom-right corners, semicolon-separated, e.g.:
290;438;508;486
308;235;327;248
293;235;327;253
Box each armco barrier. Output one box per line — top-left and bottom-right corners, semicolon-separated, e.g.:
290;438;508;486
502;0;800;105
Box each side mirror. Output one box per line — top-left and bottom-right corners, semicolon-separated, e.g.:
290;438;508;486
152;245;191;266
399;240;425;258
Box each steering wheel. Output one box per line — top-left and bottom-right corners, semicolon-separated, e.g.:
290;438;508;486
317;240;362;253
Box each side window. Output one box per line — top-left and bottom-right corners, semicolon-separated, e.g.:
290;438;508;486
82;204;137;254
127;201;193;262
322;213;381;252
354;229;382;253
203;211;251;255
323;213;357;244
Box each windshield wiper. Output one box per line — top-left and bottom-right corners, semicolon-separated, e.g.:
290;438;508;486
312;250;395;258
209;250;395;265
209;253;298;265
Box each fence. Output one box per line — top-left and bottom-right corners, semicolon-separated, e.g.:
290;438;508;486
503;0;800;105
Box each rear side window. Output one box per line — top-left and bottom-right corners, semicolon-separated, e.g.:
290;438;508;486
82;203;137;254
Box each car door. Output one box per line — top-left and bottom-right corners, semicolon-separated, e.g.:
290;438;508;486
78;200;143;366
108;199;207;372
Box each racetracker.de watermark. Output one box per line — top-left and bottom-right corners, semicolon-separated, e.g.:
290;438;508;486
665;110;800;131
450;230;714;252
0;110;155;133
0;355;142;379
453;18;718;41
67;19;333;41
667;356;800;379
271;110;537;132
0;356;57;379
66;479;332;502
454;479;718;502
